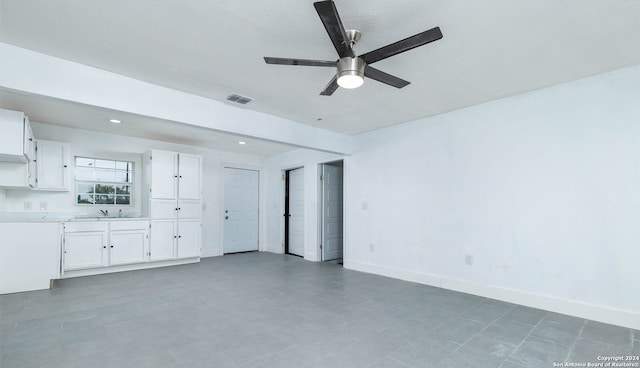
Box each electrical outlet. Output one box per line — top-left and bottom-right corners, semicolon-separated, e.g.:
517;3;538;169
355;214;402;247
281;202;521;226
465;254;474;266
24;201;32;210
40;201;48;211
369;243;375;252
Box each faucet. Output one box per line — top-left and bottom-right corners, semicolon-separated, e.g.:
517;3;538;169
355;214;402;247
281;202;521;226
99;209;109;217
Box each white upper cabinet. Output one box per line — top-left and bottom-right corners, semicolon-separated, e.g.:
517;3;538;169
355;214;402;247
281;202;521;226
146;150;201;200
35;140;69;191
149;150;178;199
0;108;31;163
23;116;35;161
178;154;201;199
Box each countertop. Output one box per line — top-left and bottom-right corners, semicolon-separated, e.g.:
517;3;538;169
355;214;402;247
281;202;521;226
0;212;148;223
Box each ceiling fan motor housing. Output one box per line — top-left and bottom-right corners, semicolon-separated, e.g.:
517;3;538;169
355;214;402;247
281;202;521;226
337;57;365;88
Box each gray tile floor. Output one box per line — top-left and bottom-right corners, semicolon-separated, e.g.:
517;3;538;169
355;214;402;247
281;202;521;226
1;252;637;368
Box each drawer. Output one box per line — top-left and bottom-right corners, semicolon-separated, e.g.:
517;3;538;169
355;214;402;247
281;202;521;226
109;220;149;231
64;221;108;233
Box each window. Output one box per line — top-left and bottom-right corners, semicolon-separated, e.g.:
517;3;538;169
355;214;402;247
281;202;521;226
75;157;133;205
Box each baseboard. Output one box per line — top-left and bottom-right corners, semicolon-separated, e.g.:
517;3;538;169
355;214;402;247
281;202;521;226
345;260;640;330
61;258;200;279
201;248;221;258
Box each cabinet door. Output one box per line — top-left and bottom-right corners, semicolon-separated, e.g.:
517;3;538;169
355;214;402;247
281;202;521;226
109;230;148;265
27;136;36;188
0;108;27;162
178;200;201;219
178;154;201;199
150;150;178;199
149;220;177;261
64;232;107;270
149;199;178;219
177;219;201;259
36;140;68;191
23;117;34;161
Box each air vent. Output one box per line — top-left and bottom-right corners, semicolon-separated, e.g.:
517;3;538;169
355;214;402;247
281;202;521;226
226;94;253;105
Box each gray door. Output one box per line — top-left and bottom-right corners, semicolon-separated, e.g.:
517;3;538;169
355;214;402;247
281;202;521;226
322;163;343;261
223;168;259;253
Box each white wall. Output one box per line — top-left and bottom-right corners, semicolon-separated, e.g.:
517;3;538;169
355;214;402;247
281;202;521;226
3;122;268;257
265;149;345;260
345;65;640;329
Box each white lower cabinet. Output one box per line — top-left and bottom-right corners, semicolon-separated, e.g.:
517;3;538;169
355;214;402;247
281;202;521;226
63;220;149;272
149;219;177;261
149;218;201;260
109;230;148;265
177;219;201;258
148;199;201;260
64;231;108;270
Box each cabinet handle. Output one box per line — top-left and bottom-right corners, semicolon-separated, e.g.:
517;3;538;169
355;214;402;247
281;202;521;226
178;235;182;238
179;175;182;178
103;246;106;249
178;207;181;210
63;165;68;168
174;175;178;178
174;235;177;238
29;138;33;141
110;245;114;248
175;208;179;211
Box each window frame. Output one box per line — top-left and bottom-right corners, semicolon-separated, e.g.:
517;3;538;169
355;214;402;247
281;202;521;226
74;156;135;206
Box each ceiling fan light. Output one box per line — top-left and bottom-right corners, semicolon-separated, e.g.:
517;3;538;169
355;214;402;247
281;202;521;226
337;57;365;89
337;74;364;89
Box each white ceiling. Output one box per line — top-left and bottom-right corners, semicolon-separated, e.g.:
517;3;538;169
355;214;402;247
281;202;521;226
2;0;640;137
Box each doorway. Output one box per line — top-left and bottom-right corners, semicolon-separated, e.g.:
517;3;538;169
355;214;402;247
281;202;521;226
321;161;343;262
285;167;305;257
223;167;259;254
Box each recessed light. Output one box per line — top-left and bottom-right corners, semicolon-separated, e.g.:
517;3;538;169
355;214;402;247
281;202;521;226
238;141;246;145
109;119;121;124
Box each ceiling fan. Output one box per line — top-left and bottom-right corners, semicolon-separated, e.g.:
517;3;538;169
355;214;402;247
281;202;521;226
264;0;443;96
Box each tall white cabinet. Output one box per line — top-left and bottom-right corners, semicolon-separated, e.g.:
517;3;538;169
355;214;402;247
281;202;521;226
143;150;202;260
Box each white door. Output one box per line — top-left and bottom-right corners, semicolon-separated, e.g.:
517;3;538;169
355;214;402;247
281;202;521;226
64;232;107;270
322;164;343;261
177;219;201;258
149;220;177;261
110;230;147;265
150;150;178;199
223;168;259;253
178;154;201;199
288;167;305;257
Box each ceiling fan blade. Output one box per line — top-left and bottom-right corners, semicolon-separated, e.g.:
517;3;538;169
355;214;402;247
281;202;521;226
361;27;443;65
313;1;355;58
320;76;339;96
264;57;337;67
364;66;410;88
